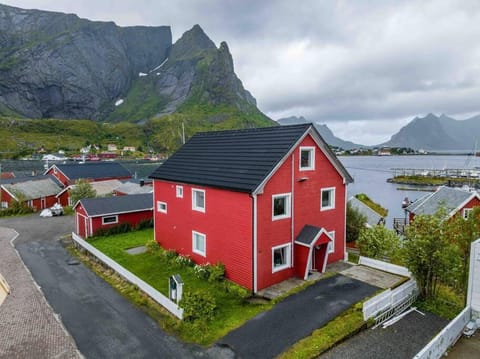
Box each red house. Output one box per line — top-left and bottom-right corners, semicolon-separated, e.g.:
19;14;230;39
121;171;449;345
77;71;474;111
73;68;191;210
149;124;353;292
406;185;480;223
45;162;132;187
74;193;153;238
0;176;62;210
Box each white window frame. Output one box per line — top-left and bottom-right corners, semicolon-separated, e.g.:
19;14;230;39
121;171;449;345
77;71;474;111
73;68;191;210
157;201;167;214
192;188;205;212
272;243;291;272
320;187;336;211
327;231;335;254
272;193;292;220
1;201;8;209
299;146;315;171
102;215;118;225
463;208;473;219
192;231;206;257
176;185;183;198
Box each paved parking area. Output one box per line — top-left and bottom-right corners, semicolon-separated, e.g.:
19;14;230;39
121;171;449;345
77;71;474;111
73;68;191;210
341;265;404;289
0;226;80;359
320;310;448;359
219;274;379;359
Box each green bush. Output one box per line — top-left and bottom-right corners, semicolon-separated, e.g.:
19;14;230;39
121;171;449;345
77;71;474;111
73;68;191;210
208;262;225;282
145;239;160;252
93;222;132;237
223;281;250;300
136;218;153;230
180;289;217;322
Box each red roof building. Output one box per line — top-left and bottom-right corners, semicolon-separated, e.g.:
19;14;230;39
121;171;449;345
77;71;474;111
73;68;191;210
149;124;353;292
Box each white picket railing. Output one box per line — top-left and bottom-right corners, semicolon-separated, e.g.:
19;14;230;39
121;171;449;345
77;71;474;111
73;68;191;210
413;306;471;359
358;256;412;278
71;232;183;319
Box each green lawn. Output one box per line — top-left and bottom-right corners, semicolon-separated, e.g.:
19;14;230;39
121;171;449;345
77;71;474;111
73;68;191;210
88;229;269;345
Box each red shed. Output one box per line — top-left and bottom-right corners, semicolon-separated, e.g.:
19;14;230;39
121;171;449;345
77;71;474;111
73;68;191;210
149;124;353;292
74;193;153;238
1;176;62;210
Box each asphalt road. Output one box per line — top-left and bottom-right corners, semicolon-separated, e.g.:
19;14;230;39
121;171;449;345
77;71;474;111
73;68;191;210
0;214;206;359
219;274;379;359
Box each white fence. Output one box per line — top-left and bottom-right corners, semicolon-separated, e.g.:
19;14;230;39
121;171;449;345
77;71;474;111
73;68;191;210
413;306;471;359
71;232;184;319
358;256;412;278
363;279;418;320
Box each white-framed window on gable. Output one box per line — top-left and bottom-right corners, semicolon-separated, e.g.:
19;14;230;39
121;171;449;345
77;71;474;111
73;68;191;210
272;193;291;220
192;188;205;212
463;208;473;219
192;231;206;257
272;243;291;272
327;231;335;254
157;201;167;213
320;187;336;211
176;185;183;198
102;215;118;225
300;146;315;170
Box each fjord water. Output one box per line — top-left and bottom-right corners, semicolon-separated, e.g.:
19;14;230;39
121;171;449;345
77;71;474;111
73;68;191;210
340;155;476;227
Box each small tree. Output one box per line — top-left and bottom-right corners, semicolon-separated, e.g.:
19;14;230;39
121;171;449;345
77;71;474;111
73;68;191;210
346;202;367;243
403;208;461;300
70;179;96;205
357;225;400;260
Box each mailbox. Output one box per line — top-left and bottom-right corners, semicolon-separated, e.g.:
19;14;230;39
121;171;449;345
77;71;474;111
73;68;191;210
168;274;183;303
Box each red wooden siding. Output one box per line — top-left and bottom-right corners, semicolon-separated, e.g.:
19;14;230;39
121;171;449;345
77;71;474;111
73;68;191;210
153;181;254;289
256;134;346;290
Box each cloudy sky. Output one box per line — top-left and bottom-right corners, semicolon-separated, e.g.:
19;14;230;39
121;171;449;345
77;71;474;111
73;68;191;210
3;0;480;144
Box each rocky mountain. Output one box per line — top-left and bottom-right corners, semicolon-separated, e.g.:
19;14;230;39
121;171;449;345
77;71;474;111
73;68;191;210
380;113;480;151
0;4;270;126
277;116;364;150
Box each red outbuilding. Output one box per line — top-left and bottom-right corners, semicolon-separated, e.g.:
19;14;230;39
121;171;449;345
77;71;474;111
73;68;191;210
149;124;353;292
406;185;480;223
74;193;153;238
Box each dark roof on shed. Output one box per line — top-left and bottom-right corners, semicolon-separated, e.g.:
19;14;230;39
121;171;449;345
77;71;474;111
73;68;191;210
76;193;153;217
47;162;132;181
149;124;352;193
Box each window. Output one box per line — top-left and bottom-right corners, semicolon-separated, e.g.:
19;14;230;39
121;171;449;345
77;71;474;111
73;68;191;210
1;201;8;209
176;185;183;198
320;188;336;211
272;193;291;220
327;231;335;254
463;208;473;219
192;189;205;212
272;244;291;272
102;215;118;225
300;147;315;170
192;231;206;256
157;201;167;213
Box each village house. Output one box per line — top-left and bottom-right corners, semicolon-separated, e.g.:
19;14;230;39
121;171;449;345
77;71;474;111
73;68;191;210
348;196;386;228
74;193;153;238
406;185;480;223
45;162;132;187
149;124;353;292
0;175;62;210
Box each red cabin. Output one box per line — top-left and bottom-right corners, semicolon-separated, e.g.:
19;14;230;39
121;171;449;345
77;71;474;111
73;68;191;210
149;124;353;292
74;193;153;238
0;176;62;210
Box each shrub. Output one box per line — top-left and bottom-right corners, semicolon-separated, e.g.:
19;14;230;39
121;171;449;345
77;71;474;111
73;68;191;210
223;281;250;299
207;262;225;282
145;239;160;252
136;218;153;230
175;254;194;267
94;222;132;237
193;264;210;280
180;289;217;322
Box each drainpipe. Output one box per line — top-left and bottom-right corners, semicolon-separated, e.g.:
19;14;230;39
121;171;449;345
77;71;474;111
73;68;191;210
251;194;258;293
291;155;295;267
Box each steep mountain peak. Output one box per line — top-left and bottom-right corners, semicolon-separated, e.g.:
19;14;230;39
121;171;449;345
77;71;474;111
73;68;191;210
169;24;216;60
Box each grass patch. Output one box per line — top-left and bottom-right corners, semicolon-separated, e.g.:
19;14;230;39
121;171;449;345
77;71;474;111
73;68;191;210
355;193;388;217
389;175;479;187
416;285;464;320
347;251;360;264
278;301;368;359
84;229;270;345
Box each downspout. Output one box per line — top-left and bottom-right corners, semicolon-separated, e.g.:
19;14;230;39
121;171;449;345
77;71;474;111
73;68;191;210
344;186;348;261
291;155;295;267
251;194;258;293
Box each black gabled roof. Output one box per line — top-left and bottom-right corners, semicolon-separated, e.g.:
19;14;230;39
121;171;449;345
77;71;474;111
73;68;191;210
77;193;153;217
47;162;132;181
149;124;352;193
